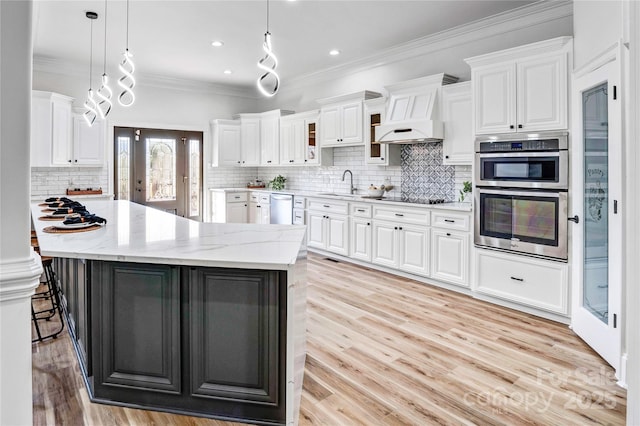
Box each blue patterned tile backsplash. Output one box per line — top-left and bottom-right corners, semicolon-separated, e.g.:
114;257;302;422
401;143;456;202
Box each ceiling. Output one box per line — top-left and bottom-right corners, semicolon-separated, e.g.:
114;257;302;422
33;0;536;90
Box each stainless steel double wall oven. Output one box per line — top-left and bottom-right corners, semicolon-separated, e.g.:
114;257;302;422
474;131;569;261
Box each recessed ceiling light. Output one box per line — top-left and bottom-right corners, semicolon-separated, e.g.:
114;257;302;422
329;49;341;56
211;40;224;47
223;69;232;75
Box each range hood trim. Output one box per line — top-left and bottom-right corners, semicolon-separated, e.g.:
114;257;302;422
375;120;444;144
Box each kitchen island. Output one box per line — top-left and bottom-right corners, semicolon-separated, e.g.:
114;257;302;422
31;200;307;425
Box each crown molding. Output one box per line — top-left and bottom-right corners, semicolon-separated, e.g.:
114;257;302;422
283;0;573;93
32;55;259;99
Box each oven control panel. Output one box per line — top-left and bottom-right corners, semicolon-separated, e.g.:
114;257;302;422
478;139;561;153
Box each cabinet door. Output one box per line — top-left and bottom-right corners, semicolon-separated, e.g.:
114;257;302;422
372;221;398;268
431;230;469;286
320;106;340;146
279;120;295;164
227;202;248;223
73;116;105;166
398;225;429;277
216;123;241;167
291;120;306;164
240;118;260;166
260;203;271;224
365;101;388;165
350;217;372;262
51;98;74;165
31;95;53;167
516;53;567;132
304;118;318;164
307;212;326;249
473;63;516;134
340;101;363;144
260;117;280;166
249;202;260;224
326;215;349;256
441;83;472;165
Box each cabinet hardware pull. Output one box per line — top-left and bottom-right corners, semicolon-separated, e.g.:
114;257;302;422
367;222;370;226
257;205;261;208
518;124;523;129
614;200;618;214
509;125;515;129
394;226;398;230
357;209;365;212
237;161;241;164
394;128;412;133
399;227;403;230
446;233;451;236
568;215;579;224
323;205;330;208
395;213;404;217
267;160;272;163
381;158;384;161
242;160;245;163
444;219;455;223
68;160;72;163
510;276;524;282
445;155;449;159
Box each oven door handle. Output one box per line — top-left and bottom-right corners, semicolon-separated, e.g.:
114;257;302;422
568;215;580;224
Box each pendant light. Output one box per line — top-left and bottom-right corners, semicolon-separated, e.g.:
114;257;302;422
83;11;99;127
256;0;280;97
118;0;136;107
96;0;113;118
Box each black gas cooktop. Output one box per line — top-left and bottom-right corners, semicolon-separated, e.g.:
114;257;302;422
372;197;449;205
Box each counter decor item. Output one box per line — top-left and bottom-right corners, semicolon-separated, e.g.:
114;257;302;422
247;178;266;189
367;184;385;197
67;188;103;195
269;175;286;190
459;181;472;202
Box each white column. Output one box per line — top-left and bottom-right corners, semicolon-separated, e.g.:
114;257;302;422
0;1;43;425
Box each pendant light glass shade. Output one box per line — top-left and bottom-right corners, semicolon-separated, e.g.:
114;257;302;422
83;11;99;127
96;0;112;118
118;0;136;107
256;0;280;97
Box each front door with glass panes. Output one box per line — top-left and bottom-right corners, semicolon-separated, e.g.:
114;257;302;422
114;127;203;220
571;54;622;374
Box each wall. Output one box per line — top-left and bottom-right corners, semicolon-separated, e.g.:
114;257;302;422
573;1;625;71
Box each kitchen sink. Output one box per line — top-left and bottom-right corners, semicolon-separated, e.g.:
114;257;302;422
316;192;358;198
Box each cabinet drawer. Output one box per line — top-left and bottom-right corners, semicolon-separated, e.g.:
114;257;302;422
226;192;248;203
307;199;348;215
476;250;568;314
259;194;270;204
431;212;470;231
293;208;305;225
373;206;430;226
293;196;306;209
351;204;372;218
250;193;260;202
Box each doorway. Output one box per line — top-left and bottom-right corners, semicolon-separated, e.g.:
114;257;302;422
114;127;203;221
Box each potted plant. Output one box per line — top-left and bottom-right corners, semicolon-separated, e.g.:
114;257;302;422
459;181;472;202
269;175;286;190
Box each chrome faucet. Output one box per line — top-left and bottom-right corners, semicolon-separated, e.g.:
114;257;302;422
342;169;356;194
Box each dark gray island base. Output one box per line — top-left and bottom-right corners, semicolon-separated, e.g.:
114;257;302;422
55;258;306;425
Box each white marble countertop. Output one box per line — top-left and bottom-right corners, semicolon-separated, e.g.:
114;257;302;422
209;187;473;212
32;200;307;270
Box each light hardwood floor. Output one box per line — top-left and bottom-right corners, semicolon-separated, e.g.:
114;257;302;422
32;253;626;425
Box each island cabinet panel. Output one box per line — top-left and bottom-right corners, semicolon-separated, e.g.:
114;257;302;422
92;262;182;395
189;269;280;405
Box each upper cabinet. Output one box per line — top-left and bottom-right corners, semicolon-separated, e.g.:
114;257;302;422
31;91;105;167
259;110;282;166
466;37;571;135
364;97;400;166
441;81;472;165
317;91;381;147
211;119;241;167
279;110;331;166
239;115;261;166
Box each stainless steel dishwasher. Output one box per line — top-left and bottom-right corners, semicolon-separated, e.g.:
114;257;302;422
270;193;293;224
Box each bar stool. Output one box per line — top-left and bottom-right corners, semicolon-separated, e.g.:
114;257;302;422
31;236;65;342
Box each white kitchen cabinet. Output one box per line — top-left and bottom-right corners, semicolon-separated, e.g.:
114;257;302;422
72;115;105;166
210;191;248;223
210;119;241;167
364;97;400;166
306;198;349;256
466;37;571;134
372;220;429;277
431;230;469;286
317;91;381;147
475;248;568;315
249;192;270;224
260;110;281;166
239;116;261;166
350;213;372;262
279;110;329;166
441;81;472;165
31;91;105;167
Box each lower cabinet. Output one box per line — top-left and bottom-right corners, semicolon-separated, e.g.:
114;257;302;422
350;217;372;262
372;221;429;277
475;249;569;315
307;211;349;256
431;229;469;287
84;261;286;423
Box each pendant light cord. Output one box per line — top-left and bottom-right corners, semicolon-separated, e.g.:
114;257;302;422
266;0;270;33
103;0;108;73
89;18;93;89
126;0;130;50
